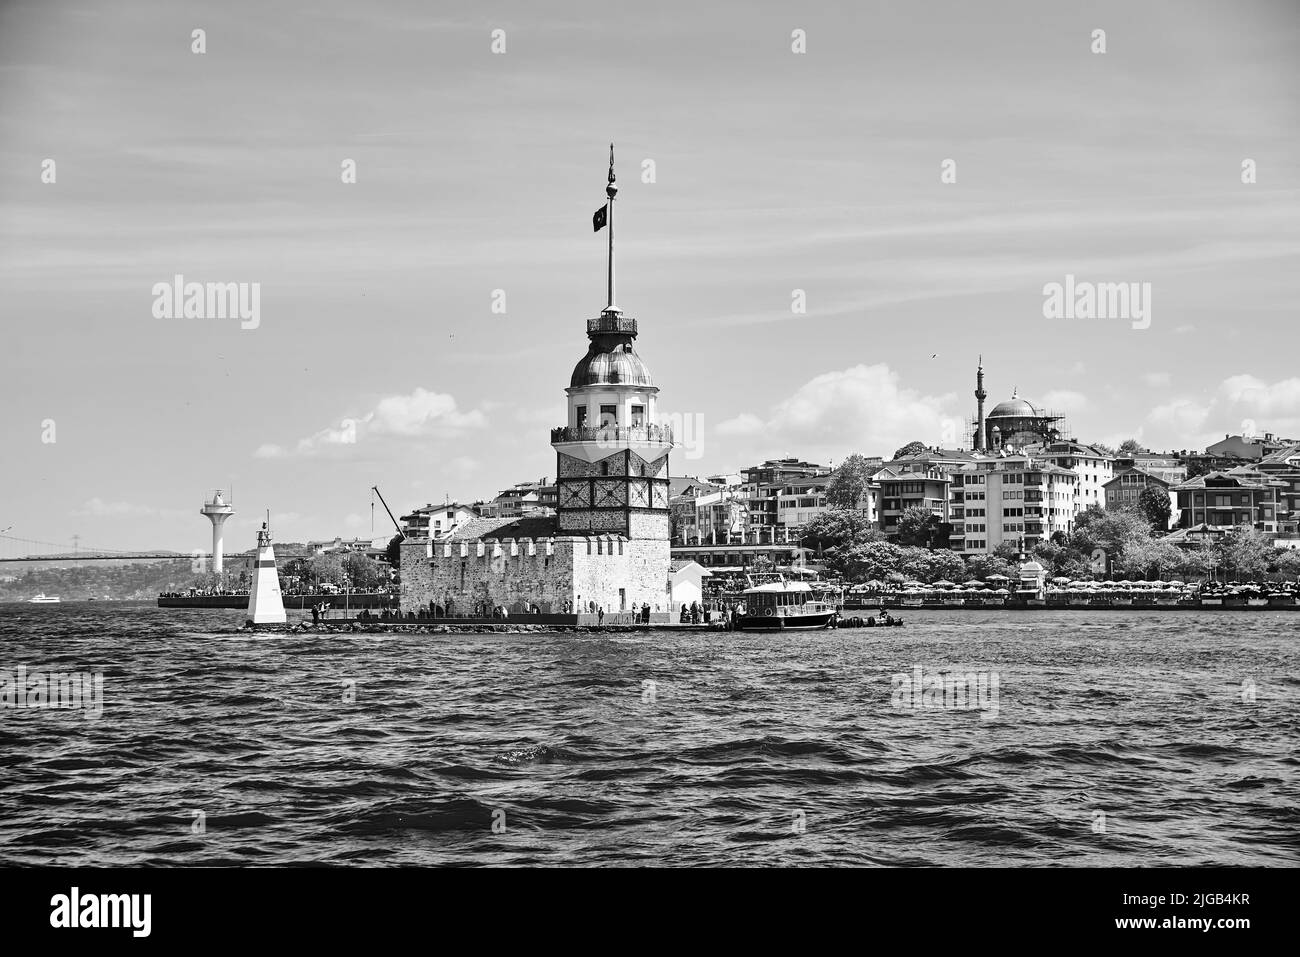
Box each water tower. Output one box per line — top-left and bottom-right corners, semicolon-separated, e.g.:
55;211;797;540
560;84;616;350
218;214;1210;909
200;490;235;575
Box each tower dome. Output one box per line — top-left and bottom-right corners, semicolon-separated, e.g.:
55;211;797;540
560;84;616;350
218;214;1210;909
570;339;653;387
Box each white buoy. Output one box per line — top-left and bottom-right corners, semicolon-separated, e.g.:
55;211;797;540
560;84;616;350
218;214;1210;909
247;518;286;625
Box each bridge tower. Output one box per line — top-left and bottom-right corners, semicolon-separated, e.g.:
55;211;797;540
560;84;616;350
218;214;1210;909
200;490;235;575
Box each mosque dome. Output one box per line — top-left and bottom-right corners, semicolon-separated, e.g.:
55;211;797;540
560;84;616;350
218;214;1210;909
989;395;1040;418
570;341;654;387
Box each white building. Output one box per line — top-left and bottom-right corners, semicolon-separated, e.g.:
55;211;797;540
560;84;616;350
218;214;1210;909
1024;440;1114;515
955;453;1078;554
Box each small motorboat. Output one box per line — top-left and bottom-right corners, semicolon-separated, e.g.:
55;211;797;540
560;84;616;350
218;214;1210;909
854;615;904;628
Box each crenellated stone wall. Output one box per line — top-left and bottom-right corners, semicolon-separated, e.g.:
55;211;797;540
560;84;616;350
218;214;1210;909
399;534;670;615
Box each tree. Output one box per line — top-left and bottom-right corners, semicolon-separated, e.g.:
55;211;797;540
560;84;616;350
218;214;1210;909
892;440;927;461
308;552;346;588
895;506;941;548
1117;438;1144;455
1180;538;1221;583
386;534;404;569
825;453;877;510
898;546;965;583
1135;486;1173;532
829;540;905;582
1221;528;1272;581
1090;442;1116;456
798;509;879;552
964;554;1017;582
1115;538;1183;580
993;541;1022;561
1071;505;1150;563
1184;459;1212;480
1275;549;1300;580
342;551;387;590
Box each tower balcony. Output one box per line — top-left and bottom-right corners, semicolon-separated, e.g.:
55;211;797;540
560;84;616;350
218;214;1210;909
552;423;673;445
587;314;637;336
551;423;674;462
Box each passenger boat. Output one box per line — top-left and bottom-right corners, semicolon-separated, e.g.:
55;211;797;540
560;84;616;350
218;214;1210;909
734;577;837;631
28;593;61;603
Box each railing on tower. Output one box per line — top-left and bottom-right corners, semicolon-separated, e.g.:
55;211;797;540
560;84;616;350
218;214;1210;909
551;424;674;445
586;315;637;336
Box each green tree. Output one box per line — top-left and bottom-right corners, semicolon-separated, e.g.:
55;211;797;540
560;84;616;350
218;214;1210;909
1135;486;1173;532
825;453;877;510
1118;438;1144;455
892;440;927;461
895;506;941;548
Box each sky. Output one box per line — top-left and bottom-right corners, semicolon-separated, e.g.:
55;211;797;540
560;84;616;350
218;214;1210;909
1;0;1297;554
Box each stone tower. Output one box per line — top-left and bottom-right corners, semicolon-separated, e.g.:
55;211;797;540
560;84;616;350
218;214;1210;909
551;145;674;540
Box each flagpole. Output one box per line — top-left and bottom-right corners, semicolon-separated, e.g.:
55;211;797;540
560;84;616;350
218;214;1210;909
606;142;617;312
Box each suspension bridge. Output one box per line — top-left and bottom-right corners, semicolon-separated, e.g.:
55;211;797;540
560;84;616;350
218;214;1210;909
0;532;200;564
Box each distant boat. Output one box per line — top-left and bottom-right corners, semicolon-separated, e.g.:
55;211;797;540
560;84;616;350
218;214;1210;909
28;594;61;603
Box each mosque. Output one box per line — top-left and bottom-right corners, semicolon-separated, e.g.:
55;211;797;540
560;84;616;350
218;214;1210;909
399;148;675;621
970;356;1065;451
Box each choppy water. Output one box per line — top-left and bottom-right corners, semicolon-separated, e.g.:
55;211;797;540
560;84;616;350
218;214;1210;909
1;602;1296;866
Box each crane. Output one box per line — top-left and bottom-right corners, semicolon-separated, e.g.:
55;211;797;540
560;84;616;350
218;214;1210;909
371;486;404;540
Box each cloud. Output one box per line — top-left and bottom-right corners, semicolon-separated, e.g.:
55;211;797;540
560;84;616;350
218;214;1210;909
1218;375;1300;417
255;388;486;457
73;498;188;519
444;456;480;480
1141;372;1172;388
716;364;960;458
1148;397;1212;435
715;413;765;436
1041;390;1088;412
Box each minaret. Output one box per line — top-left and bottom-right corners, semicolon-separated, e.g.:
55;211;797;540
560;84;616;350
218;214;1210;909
551;146;674;538
974;356;987;451
247;515;286;625
200;490;234;575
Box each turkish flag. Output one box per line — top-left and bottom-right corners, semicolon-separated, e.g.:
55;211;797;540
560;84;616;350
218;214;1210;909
592;204;607;232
